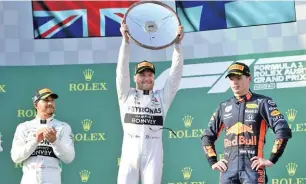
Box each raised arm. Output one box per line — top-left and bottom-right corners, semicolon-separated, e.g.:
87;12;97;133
116;23;131;103
161;26;184;109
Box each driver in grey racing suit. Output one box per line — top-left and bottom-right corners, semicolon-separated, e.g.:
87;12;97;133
116;23;184;184
11;88;75;184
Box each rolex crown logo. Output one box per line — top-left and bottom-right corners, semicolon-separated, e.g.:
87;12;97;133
82;119;93;132
183;115;193;128
79;170;90;182
286;162;297;176
286;109;297;122
83;69;94;81
182;167;192;180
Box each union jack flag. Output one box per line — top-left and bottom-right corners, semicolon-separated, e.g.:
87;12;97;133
32;1;137;39
32;1;296;39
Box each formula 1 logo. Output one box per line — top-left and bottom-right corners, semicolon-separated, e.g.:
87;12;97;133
155;53;306;93
154;59;255;93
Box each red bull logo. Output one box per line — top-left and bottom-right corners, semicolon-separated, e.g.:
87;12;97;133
225;122;257;148
226;122;253;135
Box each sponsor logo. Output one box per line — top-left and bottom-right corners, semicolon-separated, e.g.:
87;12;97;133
0;84;6;92
128;106;162;114
69;69;108;92
271;162;305;184
167;167;206;184
225;122;257;148
80;170;90;183
226;122;253;135
245;109;258;113
246;103;258;108
169;115;204;139
228;64;244;71
182;167;192;180
155;54;306;93
17;109;37;118
286;163;298;177
155;60;254;94
283;108;306;133
286;109;297;122
271;110;281;116
74;119;106;142
246;114;255;121
253;57;306;91
183;115;193;128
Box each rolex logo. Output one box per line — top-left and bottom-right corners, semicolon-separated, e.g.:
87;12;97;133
82;119;93;132
183;115;193;128
83;69;94;81
286;162;297;176
286;109;297;122
182;167;192;180
80;170;90;182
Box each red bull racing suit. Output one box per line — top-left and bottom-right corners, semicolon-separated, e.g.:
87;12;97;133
201;91;292;184
116;40;183;184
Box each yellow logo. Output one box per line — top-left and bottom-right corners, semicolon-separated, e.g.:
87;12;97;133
182;167;192;180
83;69;94;81
183;115;193;128
0;84;6;92
286;163;297;176
74;119;106;142
228;64;244;71
80;170;90;182
271;110;281;116
286;109;297;122
246;104;258;108
82;119;93;132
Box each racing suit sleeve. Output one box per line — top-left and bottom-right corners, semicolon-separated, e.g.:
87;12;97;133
51;123;75;164
161;44;183;109
11;123;39;163
116;39;131;103
260;98;292;164
201;106;224;167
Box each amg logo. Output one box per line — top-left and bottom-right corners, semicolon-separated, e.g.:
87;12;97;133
128;106;162;114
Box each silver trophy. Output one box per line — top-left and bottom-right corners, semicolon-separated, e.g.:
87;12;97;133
123;1;181;50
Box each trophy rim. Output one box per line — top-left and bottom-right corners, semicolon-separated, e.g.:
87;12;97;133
123;1;181;50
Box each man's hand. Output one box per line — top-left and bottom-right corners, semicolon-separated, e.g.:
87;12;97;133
211;159;228;172
251;156;274;170
43;128;57;143
120;21;129;43
36;128;47;143
175;26;184;44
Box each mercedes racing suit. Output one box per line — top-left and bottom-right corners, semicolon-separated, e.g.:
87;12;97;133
116;40;183;184
11;116;75;184
201;91;292;184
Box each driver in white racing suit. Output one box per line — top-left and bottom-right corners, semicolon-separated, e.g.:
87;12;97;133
116;23;184;184
11;88;75;184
